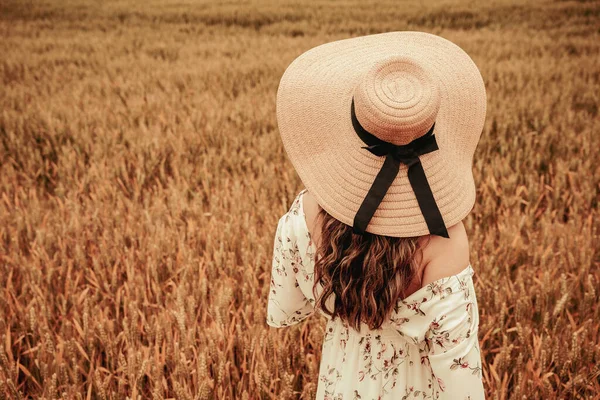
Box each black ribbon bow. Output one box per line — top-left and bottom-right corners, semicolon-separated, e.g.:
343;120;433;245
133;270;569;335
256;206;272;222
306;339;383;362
351;98;449;238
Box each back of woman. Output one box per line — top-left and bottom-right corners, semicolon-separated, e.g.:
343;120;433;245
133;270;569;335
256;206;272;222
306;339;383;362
266;31;487;399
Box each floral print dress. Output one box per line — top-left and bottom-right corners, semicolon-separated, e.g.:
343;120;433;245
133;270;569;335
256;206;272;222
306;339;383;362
266;189;485;400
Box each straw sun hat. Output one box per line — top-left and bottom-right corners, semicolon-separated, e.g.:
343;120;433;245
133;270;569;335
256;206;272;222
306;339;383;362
276;31;487;238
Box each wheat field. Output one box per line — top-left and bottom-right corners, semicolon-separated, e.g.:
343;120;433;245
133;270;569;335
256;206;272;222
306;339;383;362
0;0;599;398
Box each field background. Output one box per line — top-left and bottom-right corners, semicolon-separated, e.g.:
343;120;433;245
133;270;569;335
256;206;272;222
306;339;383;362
1;0;599;398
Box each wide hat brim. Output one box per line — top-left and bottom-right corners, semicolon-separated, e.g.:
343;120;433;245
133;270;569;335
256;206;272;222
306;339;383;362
276;31;487;237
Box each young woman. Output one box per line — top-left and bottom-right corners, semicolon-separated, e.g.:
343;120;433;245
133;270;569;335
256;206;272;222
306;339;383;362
267;31;487;399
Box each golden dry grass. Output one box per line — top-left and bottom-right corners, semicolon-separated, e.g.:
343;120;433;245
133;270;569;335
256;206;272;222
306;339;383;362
0;0;599;398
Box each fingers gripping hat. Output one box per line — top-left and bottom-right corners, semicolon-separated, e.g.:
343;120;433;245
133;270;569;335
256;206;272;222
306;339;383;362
276;31;487;238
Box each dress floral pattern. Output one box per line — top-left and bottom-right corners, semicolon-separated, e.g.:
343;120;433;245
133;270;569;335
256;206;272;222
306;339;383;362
266;189;485;399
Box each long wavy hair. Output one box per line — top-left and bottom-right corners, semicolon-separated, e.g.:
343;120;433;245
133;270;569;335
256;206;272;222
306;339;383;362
310;207;431;331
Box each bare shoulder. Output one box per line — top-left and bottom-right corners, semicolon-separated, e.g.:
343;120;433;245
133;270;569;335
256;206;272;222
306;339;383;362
301;190;321;219
419;221;471;287
301;190;322;236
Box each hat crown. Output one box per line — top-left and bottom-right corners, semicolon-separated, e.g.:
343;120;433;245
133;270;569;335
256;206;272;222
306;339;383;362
353;55;441;145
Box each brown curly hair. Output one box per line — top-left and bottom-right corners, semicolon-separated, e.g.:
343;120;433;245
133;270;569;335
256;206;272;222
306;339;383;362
311;207;431;331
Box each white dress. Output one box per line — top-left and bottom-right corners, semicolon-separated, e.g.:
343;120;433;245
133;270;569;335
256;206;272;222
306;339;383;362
266;189;485;400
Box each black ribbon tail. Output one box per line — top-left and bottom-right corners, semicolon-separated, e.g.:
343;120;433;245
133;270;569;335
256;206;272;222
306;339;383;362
353;154;401;235
406;161;450;238
350;96;448;238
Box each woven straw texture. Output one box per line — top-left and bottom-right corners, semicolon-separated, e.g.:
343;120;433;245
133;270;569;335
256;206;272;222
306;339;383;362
276;31;487;237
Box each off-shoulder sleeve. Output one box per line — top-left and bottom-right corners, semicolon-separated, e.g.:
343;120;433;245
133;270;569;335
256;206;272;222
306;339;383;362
266;213;314;328
423;272;485;399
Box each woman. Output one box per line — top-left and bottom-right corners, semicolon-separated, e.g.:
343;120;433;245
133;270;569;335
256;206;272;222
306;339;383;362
267;31;486;399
